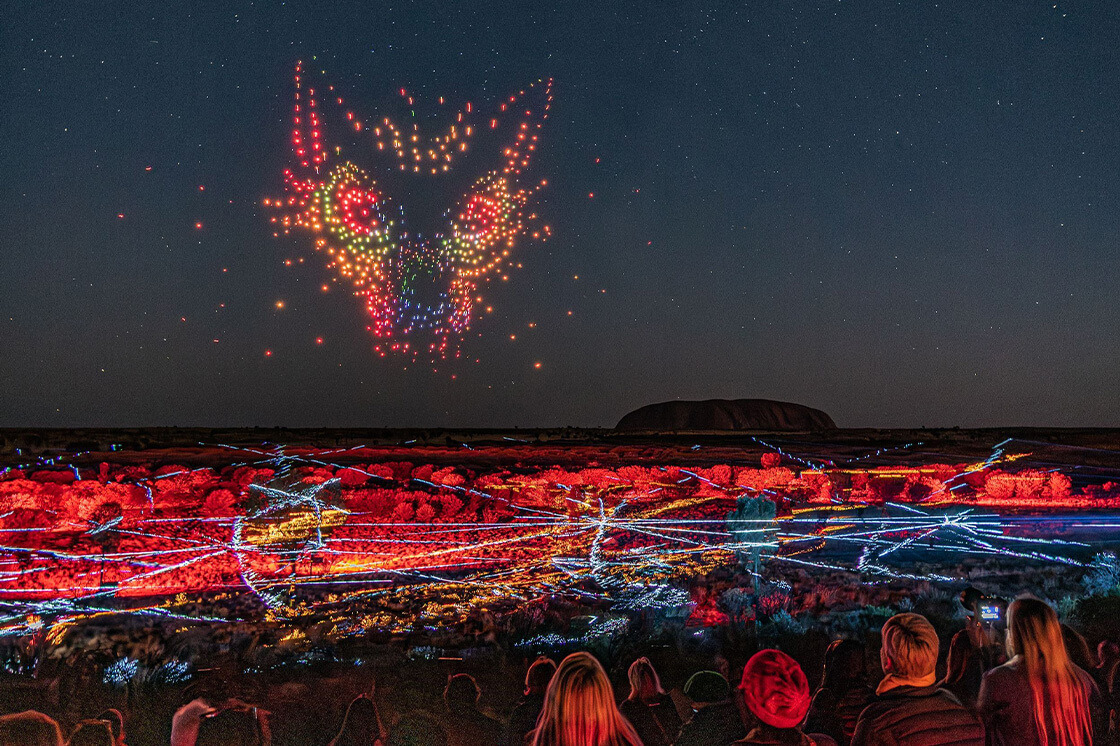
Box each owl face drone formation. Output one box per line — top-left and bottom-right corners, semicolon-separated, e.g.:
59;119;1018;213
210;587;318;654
267;62;552;358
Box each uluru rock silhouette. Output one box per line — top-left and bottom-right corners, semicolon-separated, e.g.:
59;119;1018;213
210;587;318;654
615;398;836;432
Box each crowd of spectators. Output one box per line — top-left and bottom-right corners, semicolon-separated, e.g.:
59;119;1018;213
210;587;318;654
1;596;1117;746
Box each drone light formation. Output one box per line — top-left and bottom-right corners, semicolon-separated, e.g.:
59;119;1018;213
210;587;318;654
268;62;553;359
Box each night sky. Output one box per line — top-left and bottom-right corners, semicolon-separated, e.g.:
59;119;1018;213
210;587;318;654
2;1;1118;429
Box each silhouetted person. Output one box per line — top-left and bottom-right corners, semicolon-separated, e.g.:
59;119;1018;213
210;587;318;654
619;657;681;746
442;673;503;746
1097;640;1120;694
0;711;64;746
806;639;873;745
673;670;746;746
387;712;447;746
95;709;126;746
172;698;217;746
1096;641;1120;746
330;696;383;746
506;657;557;746
67;720;114;746
958;587;1006;673
980;598;1102;746
851;613;982;746
196;708;270;746
939;630;983;712
1062;624;1096;675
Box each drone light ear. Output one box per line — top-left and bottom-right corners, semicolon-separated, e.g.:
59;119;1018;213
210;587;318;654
491;78;552;176
290;61;329;172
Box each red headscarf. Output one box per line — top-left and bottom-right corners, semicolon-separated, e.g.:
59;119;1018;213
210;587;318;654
740;649;811;729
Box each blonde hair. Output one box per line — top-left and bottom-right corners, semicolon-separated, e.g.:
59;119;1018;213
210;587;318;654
531;652;642;746
626;657;664;701
880;613;939;679
1006;598;1091;746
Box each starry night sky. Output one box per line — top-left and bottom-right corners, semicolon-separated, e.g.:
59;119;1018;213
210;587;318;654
2;1;1118;428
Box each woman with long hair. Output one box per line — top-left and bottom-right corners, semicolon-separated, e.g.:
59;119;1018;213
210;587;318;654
530;652;642;746
619;657;681;746
979;597;1100;746
939;629;983;711
625;657;663;703
805;639;872;745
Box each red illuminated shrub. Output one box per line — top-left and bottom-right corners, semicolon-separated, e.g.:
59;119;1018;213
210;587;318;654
202;489;238;516
735;467;795;490
30;470;75;484
338;467;370;487
390;502;414;522
430;467;465;487
439;495;464;519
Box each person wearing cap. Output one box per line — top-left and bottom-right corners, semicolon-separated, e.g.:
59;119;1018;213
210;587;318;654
851;613;983;746
673;669;747;746
733;649;837;746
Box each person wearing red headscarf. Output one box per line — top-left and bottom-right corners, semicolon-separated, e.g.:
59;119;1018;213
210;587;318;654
733;649;837;746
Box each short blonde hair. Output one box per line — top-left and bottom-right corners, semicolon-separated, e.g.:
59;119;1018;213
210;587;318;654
880;613;939;678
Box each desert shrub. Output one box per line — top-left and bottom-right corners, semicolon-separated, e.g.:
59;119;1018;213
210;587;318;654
1082;552;1120;596
766;610;804;635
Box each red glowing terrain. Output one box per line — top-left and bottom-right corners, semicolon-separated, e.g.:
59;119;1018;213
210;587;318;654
1;436;1118;610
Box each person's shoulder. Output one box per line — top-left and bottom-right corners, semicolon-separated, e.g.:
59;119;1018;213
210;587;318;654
929;687;981;723
982;660;1021;683
618;697;641;714
811;687;839;707
931;686;968;706
1070;664;1101;695
857;688;957;718
852;694;892;724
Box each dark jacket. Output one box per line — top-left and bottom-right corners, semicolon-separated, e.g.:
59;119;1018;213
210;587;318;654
442;707;504;746
850;684;983;746
504;693;544;746
732;725;839;745
978;659;1104;746
673;700;746;746
806;685;873;746
620;693;682;746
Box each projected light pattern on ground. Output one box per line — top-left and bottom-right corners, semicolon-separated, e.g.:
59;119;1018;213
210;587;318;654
0;439;1118;637
266;62;552;358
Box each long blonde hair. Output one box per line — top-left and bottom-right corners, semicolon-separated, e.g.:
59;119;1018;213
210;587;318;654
1006;598;1092;746
626;657;664;702
531;652;642;746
